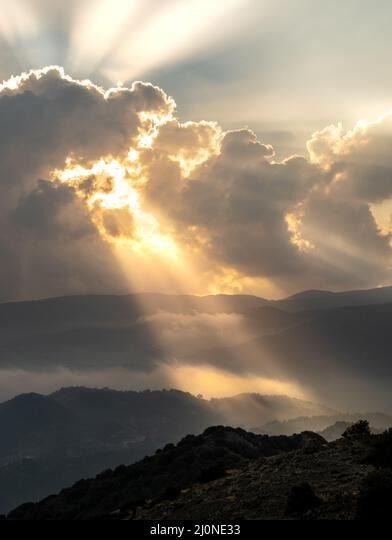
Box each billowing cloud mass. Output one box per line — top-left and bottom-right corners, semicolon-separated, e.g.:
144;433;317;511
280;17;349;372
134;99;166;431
0;67;174;300
0;66;391;301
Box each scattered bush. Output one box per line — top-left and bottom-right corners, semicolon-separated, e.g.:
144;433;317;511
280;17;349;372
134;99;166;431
343;420;371;440
160;485;182;501
198;463;227;484
286;483;322;516
366;429;392;469
356;470;392;520
6;428;327;520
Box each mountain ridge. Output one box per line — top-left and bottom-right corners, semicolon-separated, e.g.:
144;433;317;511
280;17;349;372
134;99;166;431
1;284;391;313
274;286;392;312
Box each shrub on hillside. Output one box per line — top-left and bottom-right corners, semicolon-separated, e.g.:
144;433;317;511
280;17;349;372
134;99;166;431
286;483;322;516
356;470;392;520
198;463;227;484
366;429;392;469
342;420;371;440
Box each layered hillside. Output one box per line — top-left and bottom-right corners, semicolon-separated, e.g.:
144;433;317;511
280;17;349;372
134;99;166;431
0;387;334;514
7;427;325;520
8;425;392;521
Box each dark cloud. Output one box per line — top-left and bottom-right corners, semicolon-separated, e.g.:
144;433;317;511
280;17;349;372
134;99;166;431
13;180;92;237
2;179;125;301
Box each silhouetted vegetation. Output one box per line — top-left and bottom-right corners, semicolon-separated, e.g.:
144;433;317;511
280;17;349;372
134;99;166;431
10;426;391;521
356;427;392;520
356;470;392;520
7;427;324;520
286;483;322;516
257;413;392;439
198;463;227;484
343;420;371;440
366;429;392;469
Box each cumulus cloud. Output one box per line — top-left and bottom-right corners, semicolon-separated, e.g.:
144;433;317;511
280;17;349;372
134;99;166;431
141;116;392;292
0;66;390;301
0;66;173;300
299;113;392;288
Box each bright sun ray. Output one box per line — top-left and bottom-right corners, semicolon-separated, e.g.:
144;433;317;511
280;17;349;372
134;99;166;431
68;0;249;83
68;0;142;76
54;155;179;259
0;1;39;45
0;1;253;86
371;198;392;239
0;0;42;68
163;363;309;400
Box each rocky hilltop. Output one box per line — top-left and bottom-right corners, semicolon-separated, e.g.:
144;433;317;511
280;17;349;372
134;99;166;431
7;422;392;521
7;427;325;520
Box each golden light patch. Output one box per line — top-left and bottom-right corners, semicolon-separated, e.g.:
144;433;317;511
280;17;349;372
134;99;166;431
164;363;309;400
53;155;179;258
161;121;222;177
286;206;314;251
169;151;213;178
203;267;284;300
137;110;174;149
371;199;392;237
207;267;252;295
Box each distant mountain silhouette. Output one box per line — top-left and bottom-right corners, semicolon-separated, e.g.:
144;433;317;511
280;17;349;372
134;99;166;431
214;302;392;410
0;293;270;371
1;289;391;398
274;286;392;312
0;293;268;331
255;413;392;440
210;394;337;428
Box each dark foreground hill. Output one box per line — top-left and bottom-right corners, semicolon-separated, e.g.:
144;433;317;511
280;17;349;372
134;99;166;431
0;387;335;514
133;431;374;521
8;424;392;521
7;427;325;520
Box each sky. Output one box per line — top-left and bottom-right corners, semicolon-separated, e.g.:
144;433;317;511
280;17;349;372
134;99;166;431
0;0;391;301
3;0;392;148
